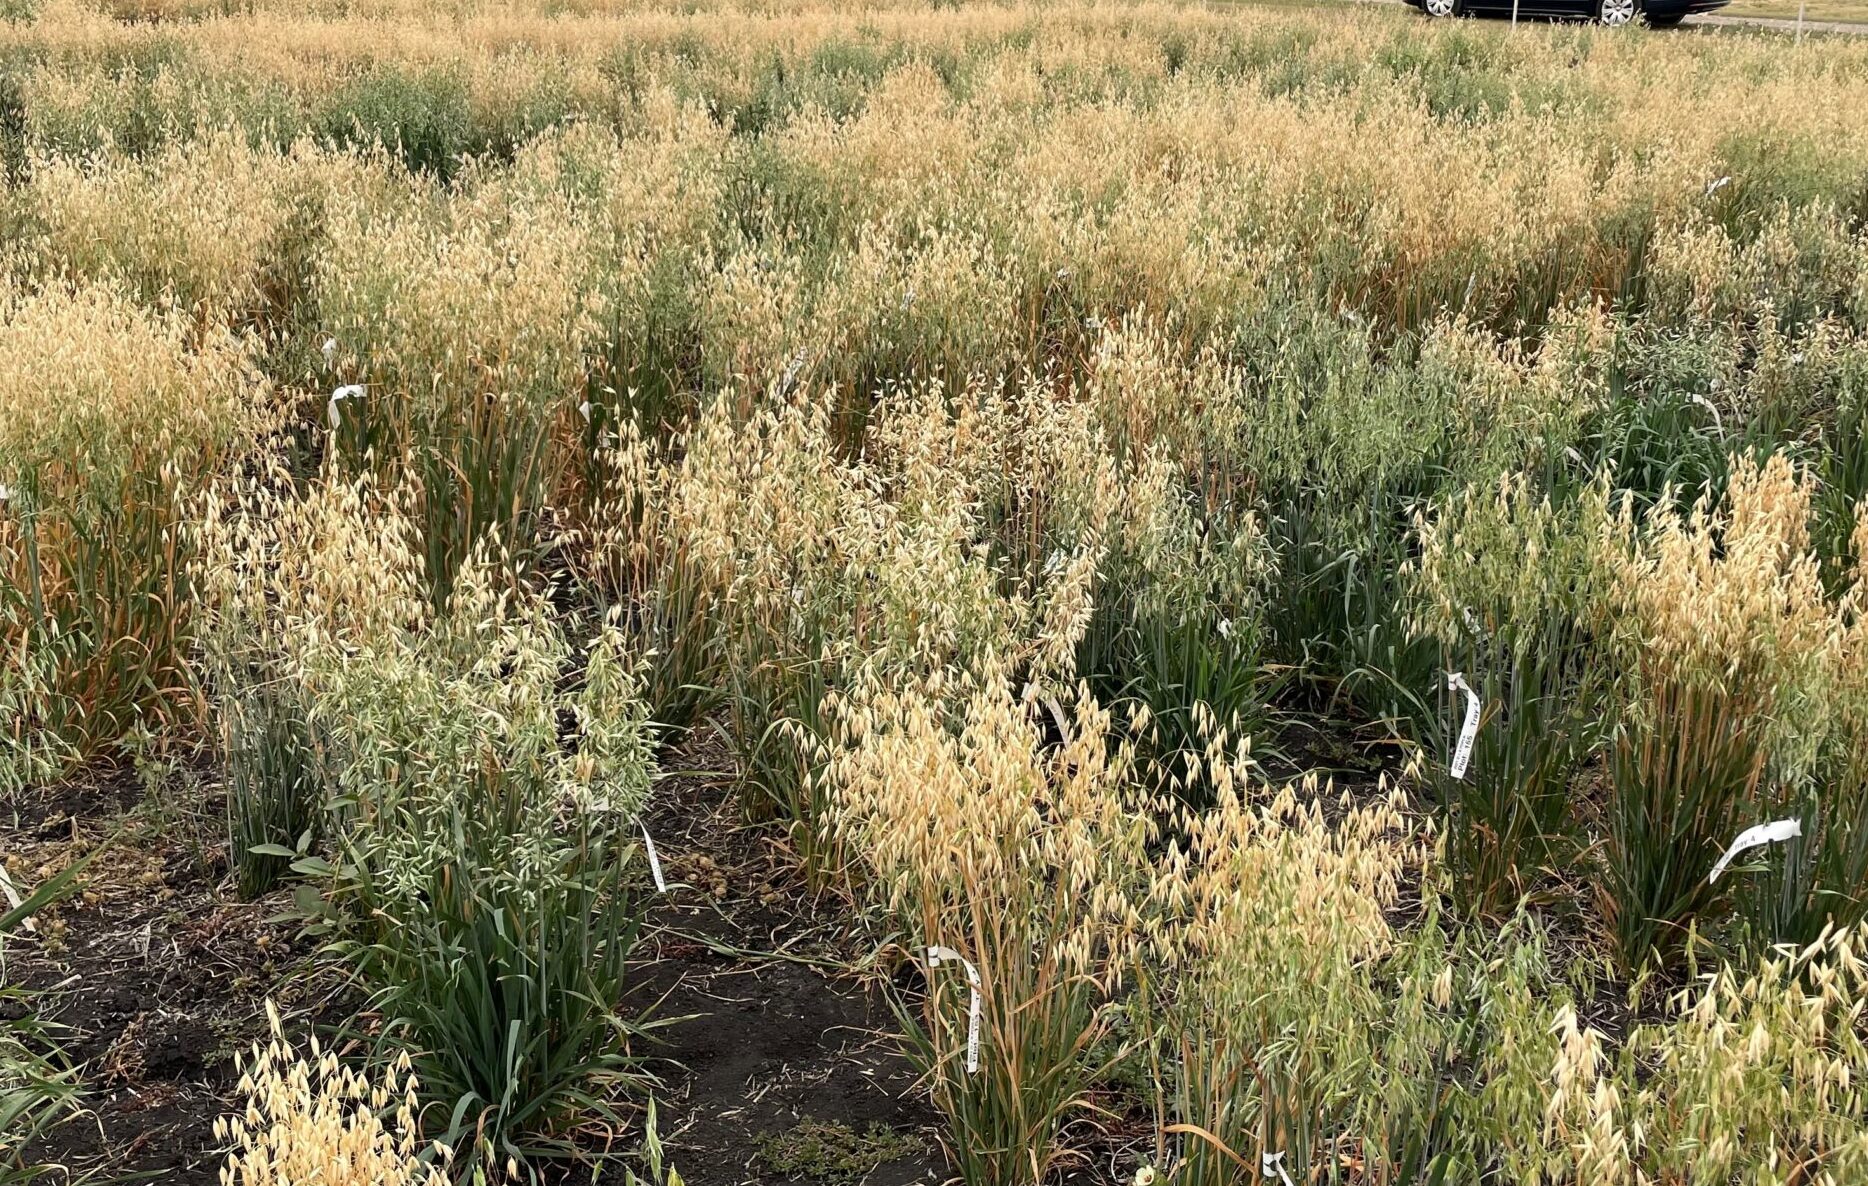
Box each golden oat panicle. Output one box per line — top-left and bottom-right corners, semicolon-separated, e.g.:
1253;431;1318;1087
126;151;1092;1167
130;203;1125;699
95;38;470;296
216;1003;450;1186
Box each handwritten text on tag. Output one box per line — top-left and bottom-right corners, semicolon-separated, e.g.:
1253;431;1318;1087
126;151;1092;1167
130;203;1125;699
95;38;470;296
1709;818;1801;883
1446;672;1482;782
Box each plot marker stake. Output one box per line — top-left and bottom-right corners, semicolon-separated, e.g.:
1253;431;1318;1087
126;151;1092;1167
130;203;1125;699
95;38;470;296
1710;818;1801;883
639;821;667;893
1446;672;1482;782
926;946;982;1074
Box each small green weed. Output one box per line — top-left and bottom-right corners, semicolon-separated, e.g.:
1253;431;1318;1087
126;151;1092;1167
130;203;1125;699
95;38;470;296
755;1119;924;1186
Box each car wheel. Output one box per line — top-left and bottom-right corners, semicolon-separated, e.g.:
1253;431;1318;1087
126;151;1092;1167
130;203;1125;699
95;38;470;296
1599;0;1637;24
1423;0;1459;16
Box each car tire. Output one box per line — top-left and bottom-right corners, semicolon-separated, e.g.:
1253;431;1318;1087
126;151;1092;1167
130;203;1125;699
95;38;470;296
1598;0;1638;23
1646;10;1684;24
1422;0;1460;16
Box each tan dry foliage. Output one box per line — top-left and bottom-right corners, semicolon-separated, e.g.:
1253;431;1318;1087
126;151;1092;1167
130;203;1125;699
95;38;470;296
216;1003;449;1186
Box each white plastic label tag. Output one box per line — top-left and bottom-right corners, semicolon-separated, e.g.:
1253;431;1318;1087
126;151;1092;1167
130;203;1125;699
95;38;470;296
1042;696;1071;742
328;384;364;428
778;348;808;397
1446;672;1482;781
1261;1152;1296;1186
0;865;33;932
926;945;982;1074
1709;817;1801;883
639;821;667;893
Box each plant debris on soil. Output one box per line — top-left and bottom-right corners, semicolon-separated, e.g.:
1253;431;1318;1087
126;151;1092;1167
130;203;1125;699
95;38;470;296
4;764;299;1185
4;725;946;1186
627;726;945;1186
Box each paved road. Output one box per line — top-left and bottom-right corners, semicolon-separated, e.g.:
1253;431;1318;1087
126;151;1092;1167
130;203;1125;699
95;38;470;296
1346;0;1868;33
1683;10;1868;32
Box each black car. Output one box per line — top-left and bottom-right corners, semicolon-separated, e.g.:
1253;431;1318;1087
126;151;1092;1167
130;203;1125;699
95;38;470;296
1405;0;1728;27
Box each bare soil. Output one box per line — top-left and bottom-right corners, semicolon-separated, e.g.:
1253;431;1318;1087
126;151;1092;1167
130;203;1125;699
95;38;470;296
628;727;947;1186
4;726;946;1186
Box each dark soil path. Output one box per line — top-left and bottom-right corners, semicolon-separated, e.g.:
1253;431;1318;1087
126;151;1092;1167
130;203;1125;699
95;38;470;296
631;727;947;1186
4;764;293;1185
3;726;946;1186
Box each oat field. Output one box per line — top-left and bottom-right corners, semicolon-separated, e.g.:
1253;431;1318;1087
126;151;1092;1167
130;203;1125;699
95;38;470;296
4;1;1868;1183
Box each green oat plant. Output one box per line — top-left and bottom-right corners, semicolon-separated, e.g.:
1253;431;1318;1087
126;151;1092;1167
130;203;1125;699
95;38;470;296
326;786;657;1178
303;572;662;1179
1348;909;1577;1186
194;465;344;899
1075;455;1272;812
578;421;722;746
0;282;264;794
1147;785;1421;1186
0;993;73;1186
1595;455;1835;974
622;1099;687;1186
1409;476;1608;920
222;680;321;900
1428;631;1595;923
202;468;665;1178
1;851;96;1184
1728;506;1868;950
825;663;1150;1186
